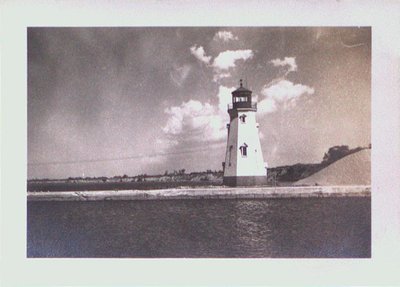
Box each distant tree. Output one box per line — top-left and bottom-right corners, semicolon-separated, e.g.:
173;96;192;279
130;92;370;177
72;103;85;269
322;145;366;165
164;170;169;176
322;145;350;164
122;174;128;178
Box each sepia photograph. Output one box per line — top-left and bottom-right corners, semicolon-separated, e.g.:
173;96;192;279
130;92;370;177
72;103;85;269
2;0;400;286
27;27;371;258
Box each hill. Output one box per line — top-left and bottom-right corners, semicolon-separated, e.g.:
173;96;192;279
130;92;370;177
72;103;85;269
295;149;371;186
267;145;369;184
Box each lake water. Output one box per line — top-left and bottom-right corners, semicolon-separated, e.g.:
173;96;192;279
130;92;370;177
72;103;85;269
27;197;370;258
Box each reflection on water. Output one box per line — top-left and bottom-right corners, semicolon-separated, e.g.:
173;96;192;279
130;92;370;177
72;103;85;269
27;197;370;258
232;200;273;255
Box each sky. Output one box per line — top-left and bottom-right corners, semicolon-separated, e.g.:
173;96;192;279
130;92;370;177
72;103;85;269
28;27;371;179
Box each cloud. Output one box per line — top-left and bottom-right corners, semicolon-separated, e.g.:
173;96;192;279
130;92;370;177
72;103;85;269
189;44;253;82
262;79;314;100
213;71;231;82
258;97;277;114
162;99;225;142
217;85;235;113
212;49;254;70
170;64;191;86
190;45;211;64
270;57;297;73
162;85;235;145
258;80;314;114
214;31;238;42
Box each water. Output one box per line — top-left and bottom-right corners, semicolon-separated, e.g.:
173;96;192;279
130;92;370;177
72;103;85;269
27;197;370;258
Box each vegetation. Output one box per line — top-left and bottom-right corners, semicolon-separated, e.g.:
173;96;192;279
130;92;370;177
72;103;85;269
322;145;364;165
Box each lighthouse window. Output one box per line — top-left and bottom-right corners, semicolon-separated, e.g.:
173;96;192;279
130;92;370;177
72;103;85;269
239;114;247;123
234;96;247;103
240;143;248;157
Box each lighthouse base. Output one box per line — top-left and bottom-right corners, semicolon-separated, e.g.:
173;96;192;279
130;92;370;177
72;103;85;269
223;176;268;187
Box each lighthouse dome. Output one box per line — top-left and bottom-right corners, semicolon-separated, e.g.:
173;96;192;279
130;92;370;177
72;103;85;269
232;79;252;95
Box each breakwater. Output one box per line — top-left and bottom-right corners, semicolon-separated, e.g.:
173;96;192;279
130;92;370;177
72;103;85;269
27;185;370;201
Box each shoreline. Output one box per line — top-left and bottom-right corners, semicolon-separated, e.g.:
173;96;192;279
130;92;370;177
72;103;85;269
27;185;371;201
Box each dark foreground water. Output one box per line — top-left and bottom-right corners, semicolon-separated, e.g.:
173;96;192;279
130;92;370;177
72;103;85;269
27;197;370;258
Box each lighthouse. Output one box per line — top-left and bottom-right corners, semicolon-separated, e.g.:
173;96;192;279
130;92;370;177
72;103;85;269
222;80;268;186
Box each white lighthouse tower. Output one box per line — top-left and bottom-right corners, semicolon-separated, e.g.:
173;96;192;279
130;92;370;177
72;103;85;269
222;80;267;186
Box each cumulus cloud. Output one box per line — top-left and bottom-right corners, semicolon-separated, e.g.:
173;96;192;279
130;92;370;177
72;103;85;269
163;100;213;135
190;45;211;64
217;85;235;112
162;99;225;142
214;31;238;42
189;44;254;82
162;85;235;145
270;57;297;73
258;80;314;114
258;97;278;114
212;49;254;70
261;79;314;100
213;71;231;82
